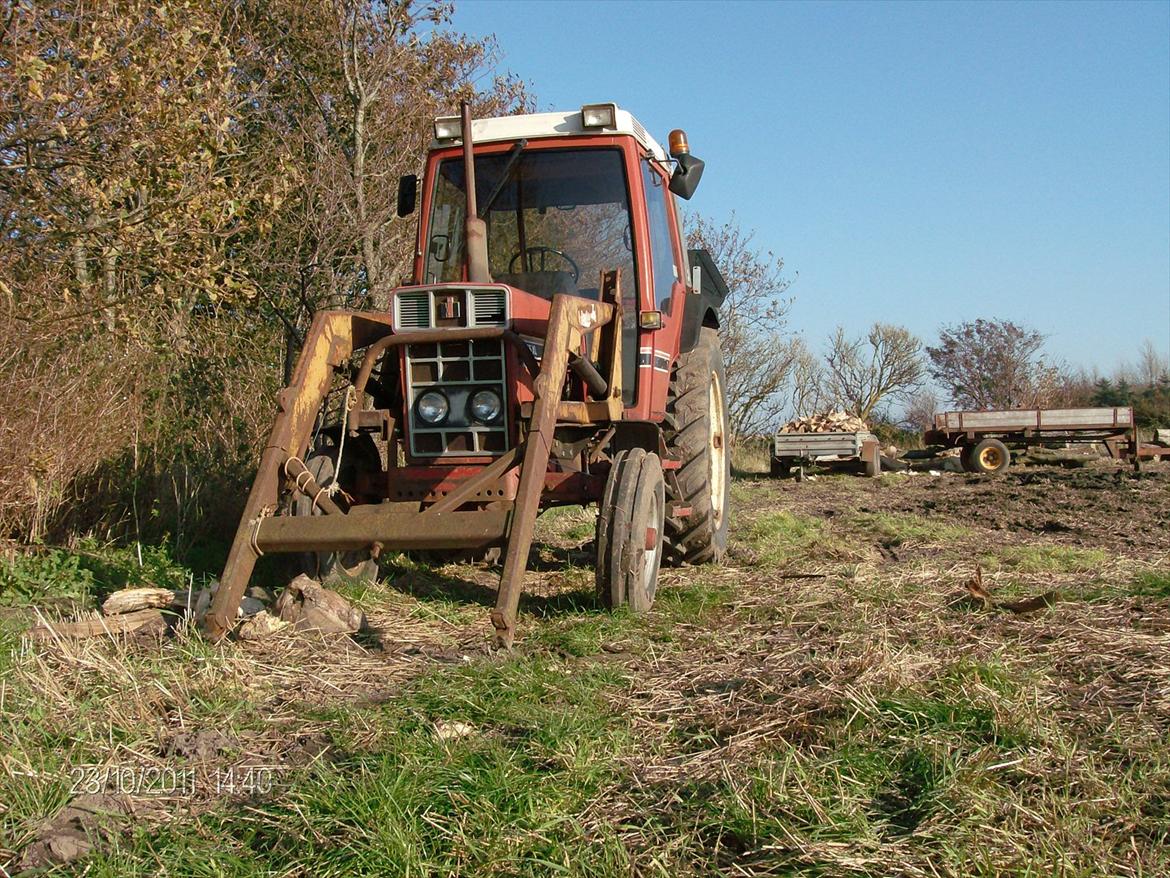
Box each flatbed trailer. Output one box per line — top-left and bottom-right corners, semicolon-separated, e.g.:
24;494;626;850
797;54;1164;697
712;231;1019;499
924;406;1167;473
770;430;882;479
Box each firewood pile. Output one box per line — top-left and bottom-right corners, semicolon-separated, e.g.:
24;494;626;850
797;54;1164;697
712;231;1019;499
26;576;366;642
778;411;869;434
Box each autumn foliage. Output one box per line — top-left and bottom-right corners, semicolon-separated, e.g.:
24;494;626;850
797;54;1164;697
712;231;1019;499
0;0;527;544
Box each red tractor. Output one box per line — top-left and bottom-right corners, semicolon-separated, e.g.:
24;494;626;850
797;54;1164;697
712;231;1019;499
205;102;730;647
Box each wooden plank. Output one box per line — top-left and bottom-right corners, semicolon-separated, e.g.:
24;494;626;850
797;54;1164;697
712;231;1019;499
29;609;168;640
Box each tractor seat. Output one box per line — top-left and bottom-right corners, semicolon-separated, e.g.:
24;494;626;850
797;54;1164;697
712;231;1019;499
495;271;577;300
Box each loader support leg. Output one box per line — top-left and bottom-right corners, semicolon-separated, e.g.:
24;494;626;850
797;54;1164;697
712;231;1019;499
204;313;362;639
491;295;600;648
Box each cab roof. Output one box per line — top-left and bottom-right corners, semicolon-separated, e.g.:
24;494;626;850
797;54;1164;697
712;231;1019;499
430;105;668;161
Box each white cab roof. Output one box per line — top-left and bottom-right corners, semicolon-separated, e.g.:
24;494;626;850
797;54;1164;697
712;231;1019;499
431;106;668;161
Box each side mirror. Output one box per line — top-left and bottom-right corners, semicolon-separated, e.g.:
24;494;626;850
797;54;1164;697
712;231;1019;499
396;174;418;217
668;153;704;200
428;234;450;262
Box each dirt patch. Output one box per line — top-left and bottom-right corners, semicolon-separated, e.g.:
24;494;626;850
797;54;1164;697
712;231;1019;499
15;794;128;871
750;462;1170;556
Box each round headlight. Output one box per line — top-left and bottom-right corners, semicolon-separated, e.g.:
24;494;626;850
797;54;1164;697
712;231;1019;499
469;389;503;423
416;391;449;424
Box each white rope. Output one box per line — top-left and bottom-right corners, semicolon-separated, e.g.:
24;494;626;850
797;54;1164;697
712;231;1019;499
330;386;354;497
248;506;274;557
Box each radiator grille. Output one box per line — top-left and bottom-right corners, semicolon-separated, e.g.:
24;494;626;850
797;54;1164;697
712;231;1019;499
405;338;509;458
393;286;509;331
395;292;431;329
470;288;507;326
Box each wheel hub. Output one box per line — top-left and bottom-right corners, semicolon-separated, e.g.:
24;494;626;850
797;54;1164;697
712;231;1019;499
708;370;727;528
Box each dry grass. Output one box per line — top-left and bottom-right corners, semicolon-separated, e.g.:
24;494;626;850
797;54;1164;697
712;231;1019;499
1;464;1169;875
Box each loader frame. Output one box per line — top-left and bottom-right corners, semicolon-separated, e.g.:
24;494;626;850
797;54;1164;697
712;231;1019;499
205;275;625;648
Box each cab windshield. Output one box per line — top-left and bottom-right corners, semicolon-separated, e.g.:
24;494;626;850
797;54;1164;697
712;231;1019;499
425;147;636;302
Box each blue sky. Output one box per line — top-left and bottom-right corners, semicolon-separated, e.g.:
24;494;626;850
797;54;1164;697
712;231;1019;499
451;0;1169;375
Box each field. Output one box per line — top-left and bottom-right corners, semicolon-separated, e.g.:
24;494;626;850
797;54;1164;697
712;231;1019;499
1;458;1168;876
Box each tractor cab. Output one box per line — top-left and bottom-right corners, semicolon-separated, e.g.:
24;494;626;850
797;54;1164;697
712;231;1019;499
391;104;709;442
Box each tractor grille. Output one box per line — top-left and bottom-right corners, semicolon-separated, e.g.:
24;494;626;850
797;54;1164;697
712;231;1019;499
393;286;509;331
472;288;507;326
395;292;430;329
405;338;509;458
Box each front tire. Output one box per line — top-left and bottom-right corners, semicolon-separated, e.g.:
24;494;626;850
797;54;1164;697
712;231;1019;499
596;449;666;612
663;327;730;565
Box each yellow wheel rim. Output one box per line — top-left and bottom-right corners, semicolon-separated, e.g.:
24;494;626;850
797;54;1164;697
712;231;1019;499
979;447;1003;469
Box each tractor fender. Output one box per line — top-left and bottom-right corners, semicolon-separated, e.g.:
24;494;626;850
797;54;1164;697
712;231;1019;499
679;248;728;354
609;420;664;455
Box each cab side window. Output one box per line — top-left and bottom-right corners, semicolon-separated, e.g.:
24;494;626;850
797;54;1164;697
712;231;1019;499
642;162;679;312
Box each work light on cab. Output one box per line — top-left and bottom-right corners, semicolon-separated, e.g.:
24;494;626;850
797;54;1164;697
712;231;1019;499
433;116;462;141
580;103;617;129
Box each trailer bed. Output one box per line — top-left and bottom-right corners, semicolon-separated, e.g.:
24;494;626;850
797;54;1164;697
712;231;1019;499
771;430;882;478
923;405;1168;473
929;407;1133;437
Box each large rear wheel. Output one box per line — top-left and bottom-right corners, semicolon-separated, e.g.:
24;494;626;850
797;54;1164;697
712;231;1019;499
663;327;730;565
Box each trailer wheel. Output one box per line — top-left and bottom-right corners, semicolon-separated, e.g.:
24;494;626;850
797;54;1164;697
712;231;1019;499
958;446;974;472
663;327;730;565
969;438;1010;474
596;449;665;612
293;435;381;582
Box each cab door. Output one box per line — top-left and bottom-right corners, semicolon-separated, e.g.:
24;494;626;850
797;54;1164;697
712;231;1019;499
639;159;689;419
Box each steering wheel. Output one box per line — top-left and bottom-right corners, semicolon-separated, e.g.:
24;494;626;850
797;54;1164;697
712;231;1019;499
509;246;580;283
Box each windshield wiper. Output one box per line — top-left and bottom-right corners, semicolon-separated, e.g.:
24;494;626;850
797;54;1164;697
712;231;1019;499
481;139;527;215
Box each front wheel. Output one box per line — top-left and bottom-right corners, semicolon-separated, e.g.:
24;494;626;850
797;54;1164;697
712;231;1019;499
662;327;730;565
596;449;666;612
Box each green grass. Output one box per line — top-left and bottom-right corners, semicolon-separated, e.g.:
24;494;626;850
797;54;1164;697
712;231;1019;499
850;511;972;546
82;656;634;877
979;545;1109;574
0;539;203;609
741;510;830;564
3;475;1169;877
1129;569;1170;598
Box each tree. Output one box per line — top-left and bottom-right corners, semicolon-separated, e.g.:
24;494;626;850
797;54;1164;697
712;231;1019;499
822;323;923;421
787;338;827;419
1137;339;1169;388
926;319;1057;410
0;0;526;542
902;388;940;432
686;213;796;437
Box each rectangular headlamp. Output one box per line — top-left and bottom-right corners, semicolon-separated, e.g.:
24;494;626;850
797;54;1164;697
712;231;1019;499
580;102;617;129
433;116;462;141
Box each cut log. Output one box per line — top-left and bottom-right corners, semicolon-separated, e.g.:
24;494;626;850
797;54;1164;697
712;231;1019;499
29;609;168;641
237;611;289;641
275;574;366;635
101;588;175;616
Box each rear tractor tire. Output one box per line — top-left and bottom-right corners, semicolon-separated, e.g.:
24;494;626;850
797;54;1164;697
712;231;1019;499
968;438;1011;475
595;449;666;613
662;327;730;566
293;434;381;583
